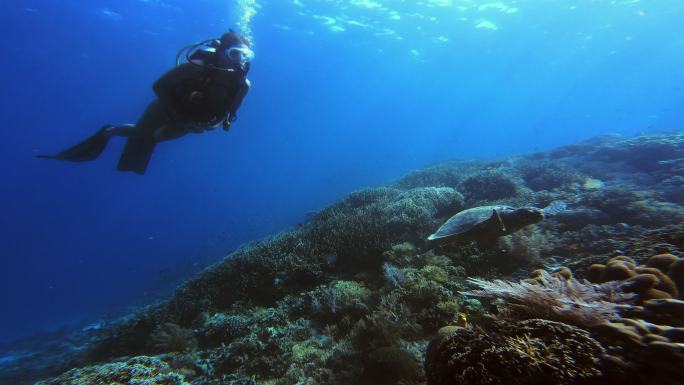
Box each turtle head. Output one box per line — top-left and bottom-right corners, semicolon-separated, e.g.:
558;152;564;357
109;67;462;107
502;207;544;233
517;207;544;223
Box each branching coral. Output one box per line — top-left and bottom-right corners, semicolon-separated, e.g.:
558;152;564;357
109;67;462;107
147;323;197;353
307;186;463;268
347;291;422;352
595;133;684;172
516;159;584;191
496;225;555;264
459;169;522;202
382;262;406;288
307;280;371;318
358;346;423;385
35;356;190;385
392;161;468;189
200;313;249;345
583;187;684;227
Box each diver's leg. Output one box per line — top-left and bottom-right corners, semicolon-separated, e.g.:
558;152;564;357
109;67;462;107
103;124;136;138
153;122;189;142
117;100;170;174
117;137;156;175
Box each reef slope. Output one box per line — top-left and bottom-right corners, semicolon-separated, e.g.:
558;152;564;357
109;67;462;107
4;132;684;385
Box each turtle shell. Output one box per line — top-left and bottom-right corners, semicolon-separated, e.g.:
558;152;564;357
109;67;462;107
428;205;513;241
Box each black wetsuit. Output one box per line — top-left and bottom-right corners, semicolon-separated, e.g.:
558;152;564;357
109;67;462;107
114;63;248;173
40;47;250;175
153;62;248;126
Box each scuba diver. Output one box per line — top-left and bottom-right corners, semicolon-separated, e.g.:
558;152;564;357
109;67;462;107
39;30;253;174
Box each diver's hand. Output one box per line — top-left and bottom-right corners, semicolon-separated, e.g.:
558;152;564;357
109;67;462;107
223;114;236;131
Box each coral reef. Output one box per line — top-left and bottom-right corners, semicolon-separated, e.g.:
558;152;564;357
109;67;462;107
307;186;464;268
393;160;496;190
459;169;524;202
464;271;632;327
305;280;371;321
462;262;684;385
11;132;684;385
147;323;197;353
425;319;607;385
35;356;190;385
582;187;684;227
592;132;684;173
586;254;683;303
359;346;423;385
495;225;554;264
199;313;249;346
516;159;584;191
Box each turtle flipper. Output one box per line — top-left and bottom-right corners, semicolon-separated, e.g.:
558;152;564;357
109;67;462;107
475;237;498;251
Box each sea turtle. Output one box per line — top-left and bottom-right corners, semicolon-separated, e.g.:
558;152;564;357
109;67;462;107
427;201;566;246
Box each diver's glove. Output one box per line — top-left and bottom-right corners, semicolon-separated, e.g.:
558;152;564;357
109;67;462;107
223;114;236;131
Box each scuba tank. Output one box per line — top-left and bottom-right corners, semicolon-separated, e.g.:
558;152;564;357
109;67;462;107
176;39;219;68
170;39;227;126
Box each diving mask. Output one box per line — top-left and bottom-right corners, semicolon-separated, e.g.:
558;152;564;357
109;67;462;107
225;45;255;65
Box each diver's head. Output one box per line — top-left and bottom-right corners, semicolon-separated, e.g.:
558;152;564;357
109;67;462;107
218;29;254;70
219;29;250;49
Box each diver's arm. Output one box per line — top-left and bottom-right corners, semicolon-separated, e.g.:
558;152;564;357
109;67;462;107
223;78;251;130
152;63;198;109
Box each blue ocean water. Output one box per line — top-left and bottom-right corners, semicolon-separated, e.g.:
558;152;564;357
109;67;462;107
0;0;682;342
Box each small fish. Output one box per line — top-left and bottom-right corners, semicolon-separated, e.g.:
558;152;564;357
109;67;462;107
456;312;468;328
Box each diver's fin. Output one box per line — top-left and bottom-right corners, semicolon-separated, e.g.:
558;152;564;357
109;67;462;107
117;136;156;175
38;125;112;162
